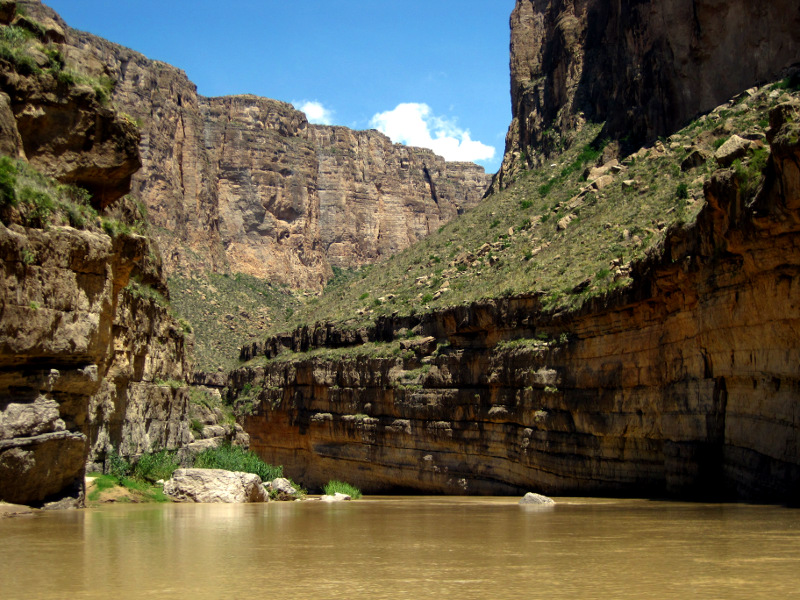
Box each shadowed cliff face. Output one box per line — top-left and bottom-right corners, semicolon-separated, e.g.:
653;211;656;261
498;0;800;187
60;28;491;290
232;103;800;502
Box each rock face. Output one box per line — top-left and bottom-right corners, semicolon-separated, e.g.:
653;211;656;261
163;468;268;503
0;1;194;506
232;111;800;502
497;0;800;187
55;19;492;289
0;3;140;208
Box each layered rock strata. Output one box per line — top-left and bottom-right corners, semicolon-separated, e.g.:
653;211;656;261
34;1;491;289
497;0;800;187
232;104;800;502
0;2;195;505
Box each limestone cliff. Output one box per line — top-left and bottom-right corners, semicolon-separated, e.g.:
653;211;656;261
56;17;491;289
232;101;800;502
0;2;195;506
497;0;800;187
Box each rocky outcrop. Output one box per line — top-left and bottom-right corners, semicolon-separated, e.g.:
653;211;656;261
0;4;139;208
497;0;800;187
163;468;269;503
49;11;491;289
231;107;800;502
0;2;194;506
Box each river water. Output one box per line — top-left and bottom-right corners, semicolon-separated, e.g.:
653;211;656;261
1;497;799;600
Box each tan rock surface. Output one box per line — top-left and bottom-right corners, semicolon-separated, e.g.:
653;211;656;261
59;22;491;289
0;3;195;506
163;468;268;503
233;121;800;502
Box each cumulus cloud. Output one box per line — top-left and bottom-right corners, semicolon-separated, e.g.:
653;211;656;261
295;100;334;125
369;103;496;164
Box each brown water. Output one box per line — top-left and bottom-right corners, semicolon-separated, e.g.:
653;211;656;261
1;497;799;600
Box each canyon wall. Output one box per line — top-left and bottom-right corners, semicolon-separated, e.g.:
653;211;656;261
232;102;800;502
0;2;195;506
497;0;800;187
49;4;491;289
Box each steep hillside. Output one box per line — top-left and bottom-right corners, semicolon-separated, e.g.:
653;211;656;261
231;80;800;501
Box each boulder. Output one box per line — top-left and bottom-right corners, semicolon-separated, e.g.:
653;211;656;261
681;148;710;171
267;477;298;501
163;468;268;503
519;492;555;505
591;174;615;190
320;492;352;503
714;135;752;167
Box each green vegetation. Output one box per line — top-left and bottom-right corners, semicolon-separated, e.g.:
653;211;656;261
189;387;235;426
0;19;117;104
124;276;169;308
242;337;431;369
87;449;172;503
0;24;40;75
132;450;180;483
0;157;101;230
734;147;770;199
88;444;294;503
86;473;171;503
193;443;283;483
271;81;789;332
168;272;302;371
323;480;362;499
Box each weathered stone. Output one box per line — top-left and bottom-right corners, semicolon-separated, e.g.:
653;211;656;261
0;4;193;506
519;492;555;505
0;92;23;159
0;1;16;25
714;135;752;167
681;148;710;171
55;26;491;289
320;492;351;502
556;214;573;231
163;468;268;503
237;126;800;502
267;477;298;501
591;175;614;190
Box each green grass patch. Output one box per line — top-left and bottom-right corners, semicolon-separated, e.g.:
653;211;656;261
269;80;795;330
132;450;180;483
193;443;283;482
323;480;362;499
168;271;302;371
0;157;103;231
87;474;118;501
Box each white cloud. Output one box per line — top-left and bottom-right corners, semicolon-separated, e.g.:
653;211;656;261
369;103;496;164
295;100;334;125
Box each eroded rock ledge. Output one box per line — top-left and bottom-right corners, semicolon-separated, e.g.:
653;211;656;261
231;105;800;502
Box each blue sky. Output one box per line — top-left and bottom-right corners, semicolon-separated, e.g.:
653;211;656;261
45;0;515;173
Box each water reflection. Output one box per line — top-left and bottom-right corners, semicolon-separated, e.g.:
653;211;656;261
1;497;799;600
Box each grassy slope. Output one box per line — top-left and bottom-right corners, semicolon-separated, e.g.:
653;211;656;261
279;81;793;332
168;272;301;371
168;79;797;369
